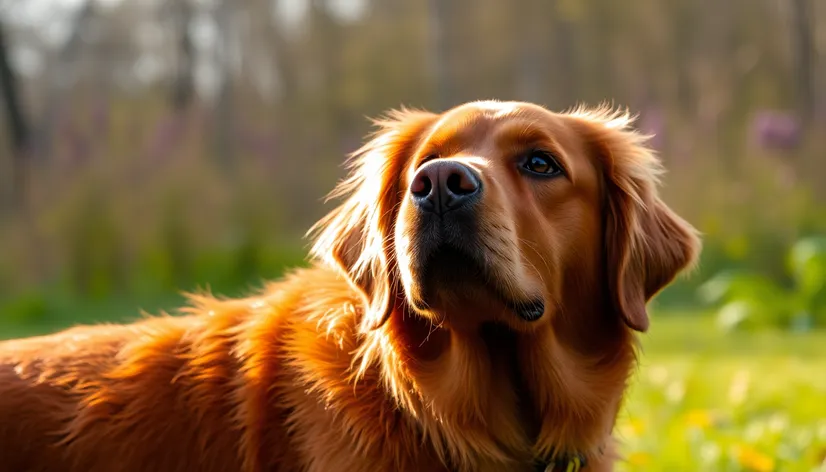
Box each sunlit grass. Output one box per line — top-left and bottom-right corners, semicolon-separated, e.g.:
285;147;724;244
617;310;826;471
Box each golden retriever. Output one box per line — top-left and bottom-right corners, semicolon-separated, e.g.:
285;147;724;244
0;100;700;472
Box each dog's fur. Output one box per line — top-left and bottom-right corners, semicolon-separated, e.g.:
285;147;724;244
0;101;700;472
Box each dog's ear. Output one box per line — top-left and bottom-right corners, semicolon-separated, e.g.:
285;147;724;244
570;106;701;332
309;108;438;332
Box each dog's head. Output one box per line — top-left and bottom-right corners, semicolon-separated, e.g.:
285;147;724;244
310;101;700;335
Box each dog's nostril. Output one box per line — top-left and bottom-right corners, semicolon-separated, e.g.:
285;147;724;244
410;161;481;212
411;175;432;198
446;171;478;196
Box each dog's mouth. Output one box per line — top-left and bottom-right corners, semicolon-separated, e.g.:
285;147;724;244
414;244;545;322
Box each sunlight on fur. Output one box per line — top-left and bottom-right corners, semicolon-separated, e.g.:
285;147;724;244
0;100;700;472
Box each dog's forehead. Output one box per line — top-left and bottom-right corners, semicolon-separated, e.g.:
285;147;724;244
422;101;562;150
461;100;523;117
444;100;551;122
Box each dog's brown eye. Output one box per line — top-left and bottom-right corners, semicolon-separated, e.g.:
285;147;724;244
522;151;563;177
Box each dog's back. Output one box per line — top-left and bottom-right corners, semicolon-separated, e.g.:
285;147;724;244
0;266;378;472
2;316;225;471
0;303;281;471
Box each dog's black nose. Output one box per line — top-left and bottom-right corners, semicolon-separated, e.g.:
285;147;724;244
410;161;481;214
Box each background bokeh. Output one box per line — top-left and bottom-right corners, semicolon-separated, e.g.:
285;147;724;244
1;0;825;470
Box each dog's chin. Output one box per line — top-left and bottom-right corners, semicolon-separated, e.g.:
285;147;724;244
409;245;545;324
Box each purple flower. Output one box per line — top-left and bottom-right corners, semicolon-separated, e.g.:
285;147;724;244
751;111;802;151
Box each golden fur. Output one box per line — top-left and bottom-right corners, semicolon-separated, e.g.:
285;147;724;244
0;100;700;472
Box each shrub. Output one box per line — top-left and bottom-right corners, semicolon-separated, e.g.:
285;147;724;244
697;237;826;332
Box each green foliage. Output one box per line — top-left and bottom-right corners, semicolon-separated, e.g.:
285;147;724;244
0;291;50;325
698;237;826;332
62;183;127;299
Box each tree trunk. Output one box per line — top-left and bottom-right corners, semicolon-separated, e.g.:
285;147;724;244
213;0;235;171
171;0;195;111
34;1;94;162
0;21;32;211
791;0;814;124
514;0;544;103
0;20;48;283
550;1;577;109
426;0;451;110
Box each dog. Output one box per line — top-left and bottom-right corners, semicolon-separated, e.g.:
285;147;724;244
0;100;700;472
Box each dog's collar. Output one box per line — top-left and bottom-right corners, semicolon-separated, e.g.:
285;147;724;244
535;454;587;472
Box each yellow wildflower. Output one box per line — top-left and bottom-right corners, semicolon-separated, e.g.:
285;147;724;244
734;444;775;472
684;409;714;430
728;369;751;406
626;451;652;467
619;417;646;438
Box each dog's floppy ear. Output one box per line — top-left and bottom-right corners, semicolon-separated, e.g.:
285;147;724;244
309;108;438;332
570;106;701;332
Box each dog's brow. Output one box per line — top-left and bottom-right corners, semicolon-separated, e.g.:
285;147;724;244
421;114;493;156
493;121;552;148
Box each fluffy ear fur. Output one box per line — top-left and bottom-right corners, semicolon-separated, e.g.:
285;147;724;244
308;108;438;332
569;106;701;332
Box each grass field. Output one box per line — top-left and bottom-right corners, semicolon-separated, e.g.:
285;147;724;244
2;299;824;471
618;313;826;471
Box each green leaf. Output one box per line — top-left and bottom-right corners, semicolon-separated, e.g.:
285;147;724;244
716;300;753;333
697;270;791;307
788;237;826;300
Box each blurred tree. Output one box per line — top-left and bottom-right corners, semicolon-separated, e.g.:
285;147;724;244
791;0;814;125
512;0;545;104
170;0;194;111
0;19;31;211
426;0;451;110
33;1;95;163
213;0;236;170
0;0;823;302
547;0;578;110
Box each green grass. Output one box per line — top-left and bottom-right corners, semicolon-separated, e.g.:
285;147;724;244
0;293;189;341
617;310;826;471
2;300;824;471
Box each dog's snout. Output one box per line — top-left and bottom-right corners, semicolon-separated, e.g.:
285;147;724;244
410;161;481;214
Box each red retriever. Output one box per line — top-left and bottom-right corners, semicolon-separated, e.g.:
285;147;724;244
0;101;700;472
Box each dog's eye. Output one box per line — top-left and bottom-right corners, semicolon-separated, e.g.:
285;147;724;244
522;151;563;177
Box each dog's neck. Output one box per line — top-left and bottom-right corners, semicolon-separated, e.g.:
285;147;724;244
354;296;634;471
